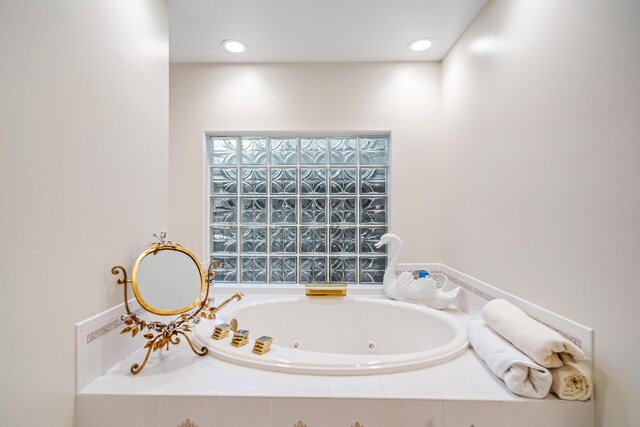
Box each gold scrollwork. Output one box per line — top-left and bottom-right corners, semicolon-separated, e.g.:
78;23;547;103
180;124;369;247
111;247;217;375
293;422;307;427
352;423;364;427
178;419;198;427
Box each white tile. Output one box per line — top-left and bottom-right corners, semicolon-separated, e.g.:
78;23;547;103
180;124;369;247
443;400;501;427
215;363;279;396
81;346;214;396
101;395;160;426
274;373;330;397
384;389;442;400
329;375;383;390
328;398;386;427
329;388;386;398
272;398;329;427
76;395;107;427
76;299;145;391
328;374;384;398
501;400;593;427
429;352;513;398
215;397;272;427
379;368;439;393
548;400;593;427
386;399;444;427
160;396;217;427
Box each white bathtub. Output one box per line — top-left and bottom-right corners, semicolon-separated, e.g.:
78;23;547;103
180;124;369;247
194;296;469;375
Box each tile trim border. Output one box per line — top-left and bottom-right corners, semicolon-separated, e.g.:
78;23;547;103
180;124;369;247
398;262;594;365
86;308;144;344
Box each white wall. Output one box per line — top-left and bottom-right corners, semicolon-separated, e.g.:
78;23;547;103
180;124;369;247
0;1;168;425
169;62;442;262
441;1;640;426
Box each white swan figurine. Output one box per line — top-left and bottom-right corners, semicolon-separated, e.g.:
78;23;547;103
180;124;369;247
375;233;461;309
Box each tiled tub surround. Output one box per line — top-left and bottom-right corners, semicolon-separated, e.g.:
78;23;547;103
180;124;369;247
76;265;594;426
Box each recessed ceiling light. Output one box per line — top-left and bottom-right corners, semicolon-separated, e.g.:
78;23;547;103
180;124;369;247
222;39;246;53
408;38;432;52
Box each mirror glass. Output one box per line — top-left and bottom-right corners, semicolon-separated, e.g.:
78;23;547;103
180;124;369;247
133;247;205;315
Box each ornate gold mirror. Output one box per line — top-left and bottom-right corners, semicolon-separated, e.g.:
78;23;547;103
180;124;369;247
111;232;219;375
132;246;206;315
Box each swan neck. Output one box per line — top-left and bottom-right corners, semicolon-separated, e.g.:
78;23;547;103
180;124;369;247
383;239;403;285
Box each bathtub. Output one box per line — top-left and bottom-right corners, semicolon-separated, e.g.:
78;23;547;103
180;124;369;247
193;296;469;375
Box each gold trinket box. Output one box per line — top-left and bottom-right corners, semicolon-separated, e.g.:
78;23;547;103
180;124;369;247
212;323;231;340
252;335;273;355
231;329;250;347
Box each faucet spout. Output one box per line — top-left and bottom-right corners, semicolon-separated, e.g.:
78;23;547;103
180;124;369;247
204;292;244;320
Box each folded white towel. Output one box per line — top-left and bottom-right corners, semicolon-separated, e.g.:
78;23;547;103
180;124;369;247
482;299;587;368
468;320;552;398
551;361;593;401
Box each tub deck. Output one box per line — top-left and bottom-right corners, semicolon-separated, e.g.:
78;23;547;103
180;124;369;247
77;295;592;427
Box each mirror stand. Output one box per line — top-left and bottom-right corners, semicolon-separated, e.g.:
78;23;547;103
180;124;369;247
110;259;219;375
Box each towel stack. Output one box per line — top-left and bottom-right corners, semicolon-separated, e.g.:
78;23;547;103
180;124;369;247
467;299;592;401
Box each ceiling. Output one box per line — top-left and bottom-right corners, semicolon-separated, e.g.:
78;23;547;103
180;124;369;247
169;0;487;63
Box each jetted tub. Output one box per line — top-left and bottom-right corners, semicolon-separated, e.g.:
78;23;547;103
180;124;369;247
193;296;469;375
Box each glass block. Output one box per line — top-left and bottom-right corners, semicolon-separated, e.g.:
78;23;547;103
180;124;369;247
330;197;357;224
360;257;387;284
211;256;237;283
300;168;327;194
360;137;388;165
300;197;327;224
241;226;267;253
270;137;298;164
360;197;387;224
300;227;327;253
241;197;267;224
211;167;237;195
360;167;387;194
300;138;327;164
330;137;357;164
241;256;266;283
300;257;327;283
211;226;237;253
271;168;297;194
330;257;357;283
210;197;237;224
240;137;267;164
360;226;388;253
271;198;297;224
330;168;357;194
241;168;267;194
329;226;357;253
210;137;238;165
271;227;297;253
270;257;297;283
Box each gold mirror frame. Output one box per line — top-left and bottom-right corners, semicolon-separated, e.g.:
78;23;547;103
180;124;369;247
111;234;220;375
131;245;207;316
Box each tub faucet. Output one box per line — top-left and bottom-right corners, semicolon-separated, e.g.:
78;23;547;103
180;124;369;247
203;292;244;320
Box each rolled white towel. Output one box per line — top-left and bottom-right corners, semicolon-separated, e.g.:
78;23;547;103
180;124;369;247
482;299;587;368
551;361;593;401
468;320;552;398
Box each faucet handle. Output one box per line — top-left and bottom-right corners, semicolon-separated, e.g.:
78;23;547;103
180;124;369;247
231;329;250;347
211;323;231;340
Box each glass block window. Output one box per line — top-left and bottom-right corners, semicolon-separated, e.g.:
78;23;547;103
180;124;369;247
208;135;389;284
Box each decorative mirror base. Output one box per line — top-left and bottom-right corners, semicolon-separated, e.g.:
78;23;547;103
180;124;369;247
111;265;209;375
